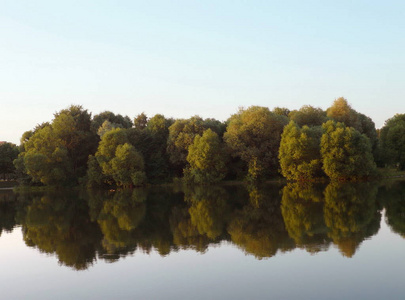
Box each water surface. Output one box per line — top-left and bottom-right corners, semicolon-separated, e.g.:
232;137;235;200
0;181;404;299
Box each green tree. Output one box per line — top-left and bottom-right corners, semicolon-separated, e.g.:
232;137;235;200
167;116;223;176
97;120;123;138
110;143;146;187
0;142;19;180
21;125;72;185
224;106;288;181
91;111;133;133
185;129;227;184
379;114;405;169
17;105;96;185
134;112;148;130
288;105;328;127
279;121;324;181
326;97;377;152
320;120;376;180
272;107;291;117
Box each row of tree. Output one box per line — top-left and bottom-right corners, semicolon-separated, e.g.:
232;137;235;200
2;97;405;186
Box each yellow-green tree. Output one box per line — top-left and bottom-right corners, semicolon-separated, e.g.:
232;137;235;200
167;116;224;176
111;143;146;187
16;105;97;185
326;97;377;152
320;120;376;180
289;105;328;127
0;142;19;180
379;114;405;170
279;121;324;181
224;106;288;181
185;129;227;184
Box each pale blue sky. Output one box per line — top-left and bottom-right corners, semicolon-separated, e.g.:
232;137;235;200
1;0;404;144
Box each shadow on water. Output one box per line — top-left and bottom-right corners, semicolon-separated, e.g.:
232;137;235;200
0;180;403;270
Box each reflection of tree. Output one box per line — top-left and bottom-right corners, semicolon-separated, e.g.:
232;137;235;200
323;182;381;257
95;189;146;254
281;183;331;253
379;182;405;237
169;206;211;252
169;186;230;252
227;184;294;259
186;186;230;240
20;192;102;270
88;187;178;259
0;191;17;236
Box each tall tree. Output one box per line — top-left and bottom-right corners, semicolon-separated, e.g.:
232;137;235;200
379;114;405;170
167;116;223;176
17;105;97;185
279;121;324;181
320;120;376;180
288;105;328;127
326;97;377;152
224;106;288;181
0;142;19;180
185;129;227;184
91;111;133;133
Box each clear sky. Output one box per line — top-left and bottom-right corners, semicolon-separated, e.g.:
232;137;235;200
1;0;404;144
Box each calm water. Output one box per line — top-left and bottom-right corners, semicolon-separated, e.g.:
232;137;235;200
0;181;405;299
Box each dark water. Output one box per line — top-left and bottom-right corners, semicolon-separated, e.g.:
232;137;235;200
0;181;405;299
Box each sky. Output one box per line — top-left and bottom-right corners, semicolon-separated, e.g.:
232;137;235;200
1;0;405;144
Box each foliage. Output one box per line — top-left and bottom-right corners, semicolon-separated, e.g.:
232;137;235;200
111;143;146;187
17;105;97;185
89;128;146;187
320;120;377;180
224;106;288;181
326;97;377;152
272;107;291;117
97;120;123;137
279;121;324;181
185;129;227;184
134;112;148;129
0;142;19;179
91;111;133;133
167;116;224;176
379;114;405;170
288;105;328;127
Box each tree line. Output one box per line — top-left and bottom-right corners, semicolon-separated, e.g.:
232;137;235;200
1;97;405;186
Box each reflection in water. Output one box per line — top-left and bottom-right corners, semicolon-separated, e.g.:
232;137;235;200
19;192;102;270
228;184;295;258
281;183;330;253
323;182;381;257
379;181;405;237
0;180;403;270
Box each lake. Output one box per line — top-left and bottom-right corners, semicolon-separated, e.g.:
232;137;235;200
0;181;405;299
